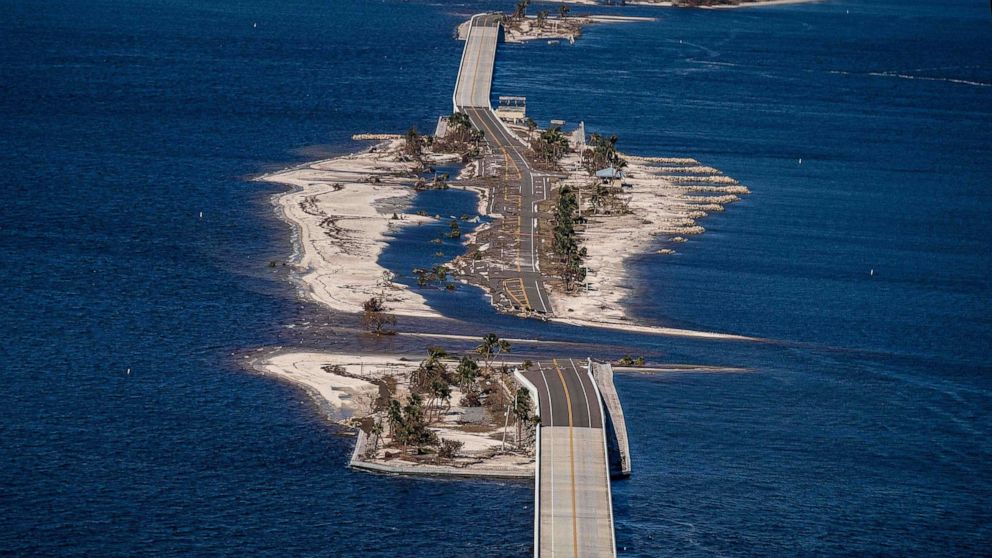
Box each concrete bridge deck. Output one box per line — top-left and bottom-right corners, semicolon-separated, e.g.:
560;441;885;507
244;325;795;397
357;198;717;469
453;13;500;110
519;359;617;558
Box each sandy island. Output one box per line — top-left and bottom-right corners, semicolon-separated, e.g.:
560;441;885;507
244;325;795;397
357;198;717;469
254;350;536;478
547;148;752;338
258;139;458;320
249;8;767;478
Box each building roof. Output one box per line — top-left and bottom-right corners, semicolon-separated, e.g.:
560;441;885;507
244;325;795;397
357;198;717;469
595;167;624;179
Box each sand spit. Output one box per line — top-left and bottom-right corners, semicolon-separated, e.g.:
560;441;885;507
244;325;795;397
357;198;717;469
258;139;459;319
255;350;534;478
456;14;655;45
546;152;751;335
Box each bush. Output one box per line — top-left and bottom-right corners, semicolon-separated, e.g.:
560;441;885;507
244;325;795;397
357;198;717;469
437;438;464;461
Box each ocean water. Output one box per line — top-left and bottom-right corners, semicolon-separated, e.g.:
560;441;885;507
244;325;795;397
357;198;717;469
2;0;990;556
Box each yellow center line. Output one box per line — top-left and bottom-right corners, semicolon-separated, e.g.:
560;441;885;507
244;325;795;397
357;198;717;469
553;359;579;558
468;19;486;106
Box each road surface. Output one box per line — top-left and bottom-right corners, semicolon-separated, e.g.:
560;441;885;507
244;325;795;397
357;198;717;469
455;14;553;314
523;359;616;558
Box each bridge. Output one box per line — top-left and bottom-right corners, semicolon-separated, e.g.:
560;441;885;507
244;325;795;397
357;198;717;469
453;16;622;556
518;359;617;558
454;13;553;315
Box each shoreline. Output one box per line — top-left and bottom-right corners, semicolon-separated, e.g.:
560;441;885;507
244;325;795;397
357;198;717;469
248;7;764;480
251;349;536;479
545;151;750;334
257;139;457;320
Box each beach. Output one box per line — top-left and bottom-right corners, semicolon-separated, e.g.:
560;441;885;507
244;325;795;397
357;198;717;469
254;349;536;478
258;139;458;320
545;151;751;336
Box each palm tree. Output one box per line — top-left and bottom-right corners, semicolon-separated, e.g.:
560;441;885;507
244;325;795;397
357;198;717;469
456;356;479;388
369;418;384;454
476;333;511;374
404;126;423;159
428;378;452;422
559;4;570;19
387;399;404;443
524;117;537;140
411;346;449;393
513;0;530;20
532;126;570;166
513;388;533;448
471;128;485;148
448;111;472;131
536;9;549;27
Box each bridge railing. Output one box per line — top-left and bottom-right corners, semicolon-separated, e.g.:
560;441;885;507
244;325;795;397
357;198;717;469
513;368;542;558
585;359;618;557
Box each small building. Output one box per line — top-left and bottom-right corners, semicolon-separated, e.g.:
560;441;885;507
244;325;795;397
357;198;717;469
595;167;625;182
495;96;526;123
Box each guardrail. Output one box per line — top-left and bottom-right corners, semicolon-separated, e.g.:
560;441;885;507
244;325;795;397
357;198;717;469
514;369;542;558
586;359;618;557
591;360;631;477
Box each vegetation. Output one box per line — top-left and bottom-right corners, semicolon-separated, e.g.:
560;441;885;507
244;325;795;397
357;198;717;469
387;394;437;448
512;0;530;20
524;117;538;140
536;9;550;27
415;172;450;191
361;296;397;335
476;333;511;374
413;264;456;290
617;355;646;367
446;219;462;239
437;438;464;462
404;126;425;162
366;338;536;465
559;3;570;18
552;186;587;291
531;125;571;167
366;418;384;457
436;111;483;160
456;356;480;388
410;346;449;393
588;182;631;215
512;387;535;448
582;132;628;175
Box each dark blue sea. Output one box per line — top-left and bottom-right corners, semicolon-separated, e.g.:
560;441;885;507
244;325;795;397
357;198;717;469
2;0;989;556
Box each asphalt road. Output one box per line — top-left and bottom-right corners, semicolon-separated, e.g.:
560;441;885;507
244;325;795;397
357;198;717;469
523;359;603;429
523;359;615;557
456;15;553;313
465;106;553;314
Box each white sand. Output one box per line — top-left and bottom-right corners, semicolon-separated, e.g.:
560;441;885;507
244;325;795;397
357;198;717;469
259;351;413;418
257;350;534;475
546;152;754;340
259;140;460;319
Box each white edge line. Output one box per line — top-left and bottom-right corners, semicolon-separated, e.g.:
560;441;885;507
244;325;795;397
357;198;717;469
514;368;542;558
587;358;618;558
572;359;593;430
452;13;485;112
537;363;556;555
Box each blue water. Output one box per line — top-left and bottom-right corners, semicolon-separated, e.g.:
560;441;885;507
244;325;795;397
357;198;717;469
2;0;990;556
